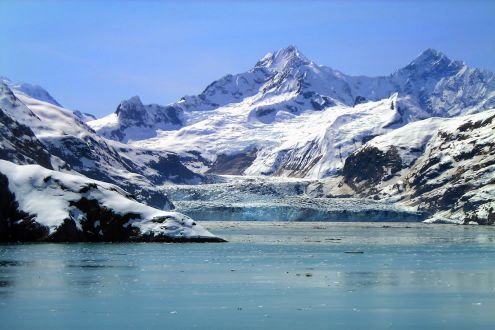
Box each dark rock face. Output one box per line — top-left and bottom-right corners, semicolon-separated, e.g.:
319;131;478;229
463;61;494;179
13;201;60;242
405;116;495;222
343;146;402;193
68;198;143;242
145;152;204;185
465;207;495;225
0;174;49;242
105;96;184;142
207;149;258;175
115;97;148;122
0;108;53;169
274;141;322;178
353;96;367;106
310;95;335;110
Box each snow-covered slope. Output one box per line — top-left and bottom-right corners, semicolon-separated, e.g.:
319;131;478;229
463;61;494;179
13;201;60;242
1;77;99;122
0;81;203;208
0;84;56;169
338;109;495;224
89;46;495;180
1;76;62;107
0;160;223;242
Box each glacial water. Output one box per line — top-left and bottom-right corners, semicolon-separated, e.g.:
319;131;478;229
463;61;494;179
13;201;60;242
0;222;494;329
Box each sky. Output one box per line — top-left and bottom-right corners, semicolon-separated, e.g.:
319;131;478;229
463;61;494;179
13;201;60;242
1;0;494;118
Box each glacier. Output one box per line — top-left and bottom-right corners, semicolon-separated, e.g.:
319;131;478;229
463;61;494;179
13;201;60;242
164;175;425;222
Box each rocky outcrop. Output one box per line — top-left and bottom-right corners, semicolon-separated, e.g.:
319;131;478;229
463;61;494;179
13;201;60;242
0;160;224;242
339;110;495;224
206;149;258;175
343;146;402;194
0;173;49;241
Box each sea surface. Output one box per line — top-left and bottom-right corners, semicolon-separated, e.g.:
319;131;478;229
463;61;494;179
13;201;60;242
0;222;494;329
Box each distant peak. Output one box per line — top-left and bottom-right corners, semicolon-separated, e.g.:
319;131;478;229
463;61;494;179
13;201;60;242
416;48;449;62
0;78;62;107
255;45;310;71
125;95;143;104
398;48;463;77
407;48;455;68
277;45;302;57
116;96;145;117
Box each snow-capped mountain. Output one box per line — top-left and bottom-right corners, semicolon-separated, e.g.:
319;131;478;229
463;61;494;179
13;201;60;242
88;46;495;179
2;46;494;226
0;81;203;209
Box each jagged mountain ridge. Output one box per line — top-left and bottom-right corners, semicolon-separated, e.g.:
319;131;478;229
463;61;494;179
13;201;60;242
88;46;495;180
91;46;494;140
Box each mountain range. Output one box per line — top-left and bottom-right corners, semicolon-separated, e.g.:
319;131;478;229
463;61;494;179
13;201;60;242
1;46;493;241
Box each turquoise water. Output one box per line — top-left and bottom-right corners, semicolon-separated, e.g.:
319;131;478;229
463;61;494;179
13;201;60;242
1;222;494;329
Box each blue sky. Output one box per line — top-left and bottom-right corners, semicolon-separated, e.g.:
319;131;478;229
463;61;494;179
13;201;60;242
1;0;494;118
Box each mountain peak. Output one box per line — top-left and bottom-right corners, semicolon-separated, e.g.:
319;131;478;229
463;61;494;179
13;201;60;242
0;77;62;107
124;95;143;105
415;48;449;63
398;48;463;78
115;96;146;120
408;48;455;68
255;45;310;71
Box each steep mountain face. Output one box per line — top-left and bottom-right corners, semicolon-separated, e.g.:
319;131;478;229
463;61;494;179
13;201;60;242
90;96;183;143
88;46;495;181
337;109;495;224
0;160;223;242
0;108;54;170
0;82;203;209
0;84;55;169
390;48;495;117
